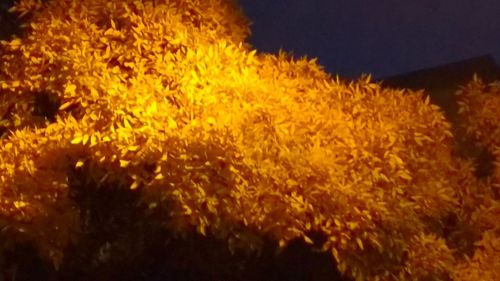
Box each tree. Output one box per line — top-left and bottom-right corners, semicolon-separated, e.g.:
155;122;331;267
0;0;498;280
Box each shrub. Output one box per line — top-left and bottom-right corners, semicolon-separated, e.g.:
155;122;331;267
0;0;497;280
453;77;500;281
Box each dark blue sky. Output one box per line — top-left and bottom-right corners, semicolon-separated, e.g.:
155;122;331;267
239;0;500;79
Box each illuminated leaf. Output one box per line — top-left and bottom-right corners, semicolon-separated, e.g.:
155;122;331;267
64;83;77;95
75;160;84;168
71;136;83;144
82;134;89;145
167;117;177;129
130;181;140;190
356;238;364;250
127;145;140;151
59;101;74;110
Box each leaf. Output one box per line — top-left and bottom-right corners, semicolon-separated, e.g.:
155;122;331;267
59;101;74;110
130;181;140;190
127;145;140;151
147;101;158;115
206;116;216;126
120;160;130;168
82;134;89;145
64;83;77;95
397;171;412;181
167;117;177;129
89;135;98;147
9;39;22;48
71;136;83;144
356;238;364;250
197;224;206;236
424;95;430;105
332;248;340;262
75;160;84;168
279;239;286;248
303;235;313;245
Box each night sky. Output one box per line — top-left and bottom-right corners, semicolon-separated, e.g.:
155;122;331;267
239;0;500;79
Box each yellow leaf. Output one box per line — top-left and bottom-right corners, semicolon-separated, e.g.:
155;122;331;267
154;165;162;173
167;117;177;129
356;238;364;250
303;235;313;245
206;116;216;126
332;248;340;262
9;38;21;48
64;83;77;95
127;145;140;151
59;101;73;110
71;136;83;144
82;134;89;145
120;160;130;167
90;87;99;97
14;201;27;208
89;135;97;147
75;160;84;168
197;224;206;236
130;181;140;190
147;101;158;115
279;239;286;248
123;118;132;129
397;171;412;181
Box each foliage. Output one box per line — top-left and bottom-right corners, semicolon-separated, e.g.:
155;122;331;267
0;0;498;280
453;78;500;281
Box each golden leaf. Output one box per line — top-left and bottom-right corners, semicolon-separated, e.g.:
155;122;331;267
356;238;364;250
130;181;140;190
59;101;74;110
206;116;216;126
71;136;83;144
75;160;84;168
167;117;177;129
64;83;77;95
424;95;430;105
127;145;140;151
82;134;89;145
332;248;340;262
197;224;206;236
9;38;22;48
303;235;313;245
397;171;412;181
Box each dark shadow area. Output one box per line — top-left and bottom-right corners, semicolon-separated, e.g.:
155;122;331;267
32;91;61;122
1;160;347;281
0;0;24;40
0;242;51;281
